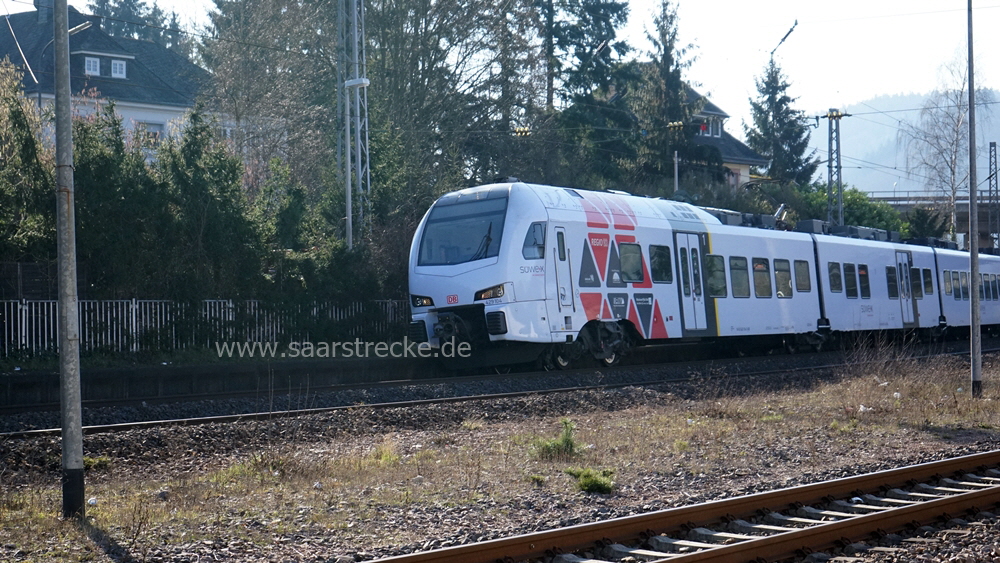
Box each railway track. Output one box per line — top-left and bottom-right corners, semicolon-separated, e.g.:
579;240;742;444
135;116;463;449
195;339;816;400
368;450;1000;563
3;344;996;439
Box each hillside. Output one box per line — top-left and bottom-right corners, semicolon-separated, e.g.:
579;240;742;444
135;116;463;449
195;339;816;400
804;91;1000;198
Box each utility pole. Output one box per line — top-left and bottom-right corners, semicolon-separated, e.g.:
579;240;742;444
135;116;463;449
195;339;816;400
54;0;84;519
967;0;982;399
823;109;848;226
339;0;370;251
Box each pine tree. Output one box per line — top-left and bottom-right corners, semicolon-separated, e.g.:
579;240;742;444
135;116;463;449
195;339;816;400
622;0;699;194
745;59;818;186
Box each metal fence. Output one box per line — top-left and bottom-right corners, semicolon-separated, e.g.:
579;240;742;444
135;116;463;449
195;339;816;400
0;299;410;358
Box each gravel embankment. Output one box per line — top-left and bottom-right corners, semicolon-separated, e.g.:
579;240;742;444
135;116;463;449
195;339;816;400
2;352;999;563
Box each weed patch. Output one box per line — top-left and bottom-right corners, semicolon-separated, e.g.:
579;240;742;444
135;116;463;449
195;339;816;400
531;418;578;461
564;467;614;494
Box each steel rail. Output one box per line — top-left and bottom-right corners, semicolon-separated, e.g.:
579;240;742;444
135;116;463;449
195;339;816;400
3;338;994;417
0;358;842;438
3;345;997;439
367;450;1000;563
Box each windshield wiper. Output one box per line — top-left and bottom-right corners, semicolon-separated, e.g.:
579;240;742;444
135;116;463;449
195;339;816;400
469;222;493;261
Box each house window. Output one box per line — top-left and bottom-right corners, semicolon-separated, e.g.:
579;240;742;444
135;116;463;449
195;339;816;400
85;57;100;75
111;60;126;78
711;118;721;137
136;122;165;145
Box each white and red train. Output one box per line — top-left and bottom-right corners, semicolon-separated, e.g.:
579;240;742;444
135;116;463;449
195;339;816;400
407;181;1000;367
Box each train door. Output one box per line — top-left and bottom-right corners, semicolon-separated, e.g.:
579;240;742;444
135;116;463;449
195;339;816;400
553;227;575;311
676;232;707;331
895;251;915;325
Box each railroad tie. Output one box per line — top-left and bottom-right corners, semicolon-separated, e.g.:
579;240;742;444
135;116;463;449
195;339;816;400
688;528;757;543
829;499;893;513
914;482;971;494
728;519;798;533
885;487;944;500
601;543;683;560
796;505;855;519
861;493;920;506
939;477;995;489
551;554;614;563
648;535;722;551
767;511;828;525
963;472;1000;484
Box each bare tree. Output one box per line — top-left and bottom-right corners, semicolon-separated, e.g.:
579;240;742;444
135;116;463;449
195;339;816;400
899;59;993;240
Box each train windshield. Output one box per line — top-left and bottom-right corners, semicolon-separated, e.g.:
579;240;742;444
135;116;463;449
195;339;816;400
418;198;508;265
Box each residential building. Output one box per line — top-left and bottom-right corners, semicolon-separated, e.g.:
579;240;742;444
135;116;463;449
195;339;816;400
0;1;207;140
688;89;769;189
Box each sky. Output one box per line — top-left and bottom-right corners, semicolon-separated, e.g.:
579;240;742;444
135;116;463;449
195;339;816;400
625;1;998;139
32;1;1000;158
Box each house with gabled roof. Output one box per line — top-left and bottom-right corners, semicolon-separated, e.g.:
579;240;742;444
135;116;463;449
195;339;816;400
687;89;769;189
0;1;207;140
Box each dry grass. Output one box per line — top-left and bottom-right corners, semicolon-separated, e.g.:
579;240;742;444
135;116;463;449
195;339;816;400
2;346;999;561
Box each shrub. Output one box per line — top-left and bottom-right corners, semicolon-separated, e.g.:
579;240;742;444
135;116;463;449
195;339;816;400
564;467;614;494
532;418;579;460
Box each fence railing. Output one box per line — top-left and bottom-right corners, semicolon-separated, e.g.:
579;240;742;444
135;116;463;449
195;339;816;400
0;299;410;358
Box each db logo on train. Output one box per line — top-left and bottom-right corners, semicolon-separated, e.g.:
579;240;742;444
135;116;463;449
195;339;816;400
447;294;459;304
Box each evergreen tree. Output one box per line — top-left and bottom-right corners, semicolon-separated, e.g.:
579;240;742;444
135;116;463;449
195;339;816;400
538;0;631;106
622;0;702;195
905;207;948;239
0;61;53;264
745;59;819;186
87;0;193;57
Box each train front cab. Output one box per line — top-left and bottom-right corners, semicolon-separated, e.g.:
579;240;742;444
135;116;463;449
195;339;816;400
407;183;554;366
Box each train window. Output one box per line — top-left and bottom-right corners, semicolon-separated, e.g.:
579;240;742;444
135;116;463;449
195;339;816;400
690;248;703;297
858;264;871;299
844;263;858;298
418;197;507;266
960;271;969;300
794;260;811;292
730;256;750;298
619;243;643;283
680;249;691;297
828;262;843;293
521;222;546;260
886;266;899;299
557;231;566;261
774;259;792;298
704;254;727;297
922;269;934;295
980;274;987;301
953;271;962;300
753;258;772;298
649;245;673;283
910;267;923;299
993;274;999;301
943;270;952;294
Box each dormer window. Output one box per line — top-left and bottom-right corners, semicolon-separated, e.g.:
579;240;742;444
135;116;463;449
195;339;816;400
84;57;99;75
711;119;721;137
111;60;126;78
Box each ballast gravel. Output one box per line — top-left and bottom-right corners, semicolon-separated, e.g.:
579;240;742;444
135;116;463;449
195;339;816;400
2;355;1000;563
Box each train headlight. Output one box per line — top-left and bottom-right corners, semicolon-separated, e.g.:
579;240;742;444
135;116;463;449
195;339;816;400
411;295;434;307
474;284;505;301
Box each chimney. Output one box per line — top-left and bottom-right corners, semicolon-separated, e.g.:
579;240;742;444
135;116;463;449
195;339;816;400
34;0;52;23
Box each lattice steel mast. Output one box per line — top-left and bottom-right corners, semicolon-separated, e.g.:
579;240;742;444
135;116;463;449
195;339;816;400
338;0;370;250
990;141;999;249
